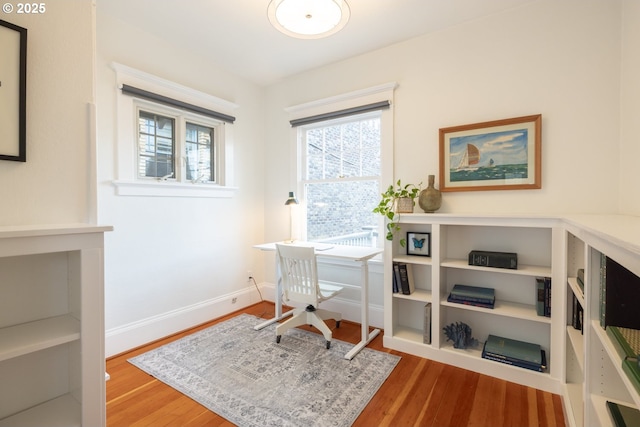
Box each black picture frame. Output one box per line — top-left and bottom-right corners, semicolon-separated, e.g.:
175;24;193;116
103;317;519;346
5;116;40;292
407;232;431;256
0;19;27;162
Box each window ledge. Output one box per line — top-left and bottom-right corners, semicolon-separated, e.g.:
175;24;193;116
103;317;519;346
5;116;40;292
112;180;238;198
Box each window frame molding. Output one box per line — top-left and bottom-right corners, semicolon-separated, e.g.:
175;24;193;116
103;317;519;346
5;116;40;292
111;62;238;198
285;82;397;244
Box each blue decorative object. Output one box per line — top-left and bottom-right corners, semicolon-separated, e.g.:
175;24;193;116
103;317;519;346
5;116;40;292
443;321;478;349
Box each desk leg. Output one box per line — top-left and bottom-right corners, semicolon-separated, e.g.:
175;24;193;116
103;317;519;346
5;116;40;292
344;258;380;360
254;253;294;330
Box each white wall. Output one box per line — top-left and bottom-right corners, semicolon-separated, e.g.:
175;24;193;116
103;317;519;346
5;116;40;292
620;0;640;215
0;1;95;225
96;11;267;356
265;0;624;230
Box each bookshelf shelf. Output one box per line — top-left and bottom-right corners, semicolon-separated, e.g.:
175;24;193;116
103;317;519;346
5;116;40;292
393;288;431;302
567;277;585;306
442;298;552;324
441;259;552;277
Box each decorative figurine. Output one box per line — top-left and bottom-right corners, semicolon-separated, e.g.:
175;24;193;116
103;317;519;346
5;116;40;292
443;322;478;349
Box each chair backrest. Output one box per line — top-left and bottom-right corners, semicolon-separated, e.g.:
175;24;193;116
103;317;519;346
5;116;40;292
275;244;320;306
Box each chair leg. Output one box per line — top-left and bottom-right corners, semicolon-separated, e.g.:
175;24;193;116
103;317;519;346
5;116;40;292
308;312;332;344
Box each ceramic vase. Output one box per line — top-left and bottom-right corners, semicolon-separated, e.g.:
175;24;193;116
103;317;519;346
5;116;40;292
418;175;442;213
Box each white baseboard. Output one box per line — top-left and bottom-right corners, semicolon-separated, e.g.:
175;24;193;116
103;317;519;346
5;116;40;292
106;282;383;357
105;287;261;357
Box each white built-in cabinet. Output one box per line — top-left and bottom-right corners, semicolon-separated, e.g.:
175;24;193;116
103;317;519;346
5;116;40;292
562;215;640;427
383;213;640;427
0;224;111;427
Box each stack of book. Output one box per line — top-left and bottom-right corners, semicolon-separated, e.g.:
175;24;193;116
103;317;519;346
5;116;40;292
392;262;414;295
571;293;584;333
535;277;552;317
447;284;495;309
482;334;547;372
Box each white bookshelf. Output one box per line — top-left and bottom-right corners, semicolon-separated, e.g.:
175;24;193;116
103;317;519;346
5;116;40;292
0;224;111;427
383;214;562;394
383;213;640;426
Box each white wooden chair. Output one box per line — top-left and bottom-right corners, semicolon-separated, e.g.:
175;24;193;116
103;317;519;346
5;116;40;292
275;243;343;349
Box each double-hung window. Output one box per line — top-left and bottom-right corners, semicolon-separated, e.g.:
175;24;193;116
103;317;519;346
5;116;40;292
299;112;382;247
290;83;396;248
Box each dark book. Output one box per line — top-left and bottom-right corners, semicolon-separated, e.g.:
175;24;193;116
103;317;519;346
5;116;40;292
577;268;585;292
544;277;551;317
396;262;414;295
606;401;640;427
482;347;546;372
571;294;583;332
600;253;607;328
447;294;495;309
450;284;495;303
536;277;545;316
622;358;640;395
392;263;400;293
605;256;640;330
484;334;543;365
423;303;431;344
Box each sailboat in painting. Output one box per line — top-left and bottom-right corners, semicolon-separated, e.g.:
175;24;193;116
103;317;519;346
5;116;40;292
456;143;480;171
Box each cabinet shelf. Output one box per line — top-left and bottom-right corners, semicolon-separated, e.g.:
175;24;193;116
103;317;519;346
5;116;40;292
442;298;552;324
566;326;584;373
392;254;432;266
0;315;80;363
441;258;552;277
567;277;585;306
393;288;431;303
0;394;80;427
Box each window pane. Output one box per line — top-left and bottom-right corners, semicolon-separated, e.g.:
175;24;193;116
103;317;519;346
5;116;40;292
138;111;175;178
305;180;379;246
185;122;214;182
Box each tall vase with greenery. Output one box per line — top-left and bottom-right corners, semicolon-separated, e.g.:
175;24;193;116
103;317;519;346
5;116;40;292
373;180;420;246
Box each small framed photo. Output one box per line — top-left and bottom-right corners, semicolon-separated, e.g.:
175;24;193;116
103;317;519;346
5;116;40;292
407;232;431;257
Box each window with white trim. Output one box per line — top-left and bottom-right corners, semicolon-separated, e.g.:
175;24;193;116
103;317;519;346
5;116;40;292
289;83;396;248
112;63;238;198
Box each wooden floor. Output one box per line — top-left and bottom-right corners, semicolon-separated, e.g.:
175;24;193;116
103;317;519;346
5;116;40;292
106;302;566;427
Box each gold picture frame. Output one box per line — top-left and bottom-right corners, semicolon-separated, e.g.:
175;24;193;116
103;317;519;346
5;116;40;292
439;115;541;192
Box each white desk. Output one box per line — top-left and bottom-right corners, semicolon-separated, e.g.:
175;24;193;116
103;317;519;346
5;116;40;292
253;242;382;360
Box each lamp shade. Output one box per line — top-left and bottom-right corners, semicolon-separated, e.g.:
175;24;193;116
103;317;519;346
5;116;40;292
284;191;299;205
267;0;350;39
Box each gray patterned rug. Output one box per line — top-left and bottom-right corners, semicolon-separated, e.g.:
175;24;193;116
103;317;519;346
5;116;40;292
129;314;400;427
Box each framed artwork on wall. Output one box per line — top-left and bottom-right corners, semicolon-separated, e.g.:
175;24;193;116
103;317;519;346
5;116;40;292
407;232;431;257
439;114;541;192
0;19;27;162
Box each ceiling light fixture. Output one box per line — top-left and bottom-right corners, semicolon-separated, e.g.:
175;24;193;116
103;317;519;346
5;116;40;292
267;0;350;39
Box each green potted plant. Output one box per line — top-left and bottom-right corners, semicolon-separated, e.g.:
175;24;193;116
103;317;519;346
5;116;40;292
373;180;420;246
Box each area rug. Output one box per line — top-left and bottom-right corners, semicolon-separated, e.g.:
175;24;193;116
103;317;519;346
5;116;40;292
129;313;400;427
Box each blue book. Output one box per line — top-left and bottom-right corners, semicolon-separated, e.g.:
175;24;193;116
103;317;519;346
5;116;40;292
483;334;542;365
450;284;495;303
447;294;494;309
482;347;546;372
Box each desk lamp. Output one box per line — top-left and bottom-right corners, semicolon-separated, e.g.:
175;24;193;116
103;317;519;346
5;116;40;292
284;191;299;243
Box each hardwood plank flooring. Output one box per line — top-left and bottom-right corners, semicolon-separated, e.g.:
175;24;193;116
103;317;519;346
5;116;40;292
106;302;566;427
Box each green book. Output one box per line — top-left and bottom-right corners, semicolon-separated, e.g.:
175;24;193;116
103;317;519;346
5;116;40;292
622;359;640;395
609;326;636;358
607;401;640;427
450;284;495;302
483;334;542;365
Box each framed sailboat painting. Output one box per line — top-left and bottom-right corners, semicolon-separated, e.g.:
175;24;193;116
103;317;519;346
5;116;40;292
439;115;541;192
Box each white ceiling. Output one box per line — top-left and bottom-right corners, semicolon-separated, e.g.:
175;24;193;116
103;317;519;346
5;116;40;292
98;0;534;87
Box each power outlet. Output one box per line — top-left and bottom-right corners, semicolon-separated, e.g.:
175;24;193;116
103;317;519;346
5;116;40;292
247;270;253;282
232;297;237;304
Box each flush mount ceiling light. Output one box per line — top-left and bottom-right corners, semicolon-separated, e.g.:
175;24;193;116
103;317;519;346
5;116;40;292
267;0;350;39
